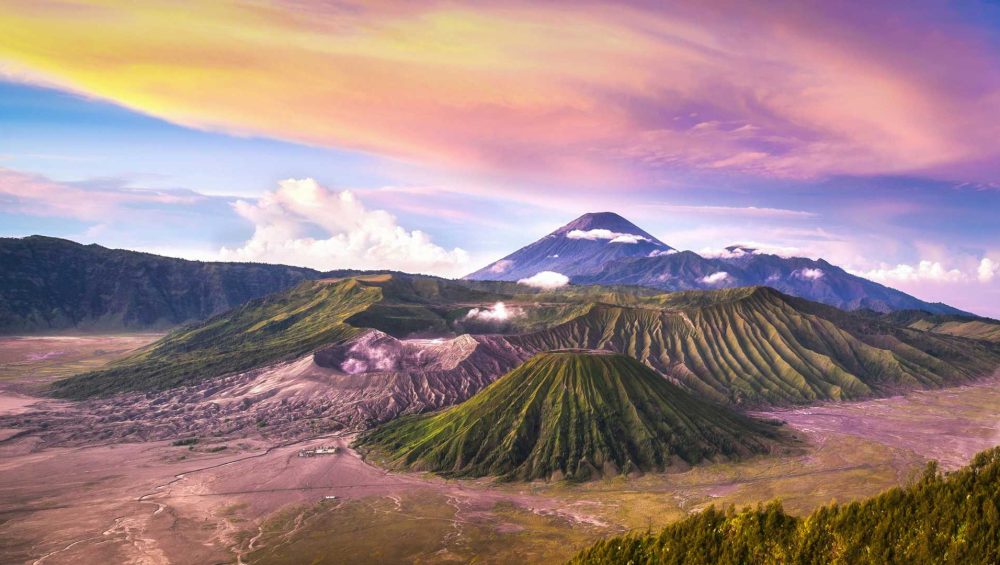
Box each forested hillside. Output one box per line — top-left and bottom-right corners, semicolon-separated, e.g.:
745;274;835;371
572;446;1000;564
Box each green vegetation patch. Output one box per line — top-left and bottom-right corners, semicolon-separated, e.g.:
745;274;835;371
571;446;1000;564
51;279;381;398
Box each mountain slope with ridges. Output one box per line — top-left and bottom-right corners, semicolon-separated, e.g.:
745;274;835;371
356;351;785;481
51;278;381;398
506;287;998;406
51;275;1000;409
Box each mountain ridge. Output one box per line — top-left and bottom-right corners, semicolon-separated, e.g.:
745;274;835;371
52;274;1000;413
0;235;321;334
467;212;969;316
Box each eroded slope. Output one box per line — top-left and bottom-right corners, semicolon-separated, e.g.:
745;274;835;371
357;351;786;481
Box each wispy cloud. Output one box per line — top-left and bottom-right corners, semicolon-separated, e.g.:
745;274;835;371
2;1;998;186
0;167;207;221
649;204;817;219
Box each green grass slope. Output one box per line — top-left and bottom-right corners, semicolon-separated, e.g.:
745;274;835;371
355;351;785;481
571;446;1000;564
51;279;380;398
50;275;1000;405
880;310;1000;343
508;287;1000;406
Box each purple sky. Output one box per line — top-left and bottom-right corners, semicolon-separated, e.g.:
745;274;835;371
0;1;998;316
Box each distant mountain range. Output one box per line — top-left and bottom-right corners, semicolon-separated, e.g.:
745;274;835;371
0;213;974;335
467;212;968;315
0;236;320;333
55;274;1000;413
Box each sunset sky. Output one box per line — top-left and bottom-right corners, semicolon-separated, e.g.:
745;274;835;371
1;1;998;316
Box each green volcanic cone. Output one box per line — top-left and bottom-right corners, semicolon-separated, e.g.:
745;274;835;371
357;350;786;481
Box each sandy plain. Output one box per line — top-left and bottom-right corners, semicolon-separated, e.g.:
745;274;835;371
1;335;999;564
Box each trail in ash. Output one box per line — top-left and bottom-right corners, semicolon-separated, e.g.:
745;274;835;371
31;432;346;565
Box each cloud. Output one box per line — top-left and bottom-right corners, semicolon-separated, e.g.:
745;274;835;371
700;244;801;259
855;260;967;284
649;249;678;257
609;234;647;244
5;1;998;185
465;301;521;322
488;259;515;274
517;271;570;289
219;178;469;276
846;255;1000;318
650;205;817;219
701;247;751;259
978;258;998;283
700;271;730;284
567;228;649;244
795;268;825;280
0;167;206;221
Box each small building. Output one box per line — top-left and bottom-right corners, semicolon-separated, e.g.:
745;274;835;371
298;446;341;457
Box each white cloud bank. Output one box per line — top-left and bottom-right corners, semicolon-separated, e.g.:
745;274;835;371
566;228;651;244
857;260;967;284
700;271;730;284
853;257;1000;285
795;268;825;280
465;302;522;322
220;178;469;276
517;271;570;289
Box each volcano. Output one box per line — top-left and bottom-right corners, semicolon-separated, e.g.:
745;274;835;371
466;212;968;315
465;212;673;281
355;350;784;481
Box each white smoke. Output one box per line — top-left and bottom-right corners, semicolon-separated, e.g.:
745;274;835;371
465;302;522;322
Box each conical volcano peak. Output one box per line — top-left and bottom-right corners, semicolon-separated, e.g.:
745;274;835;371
554;212;665;244
465;211;673;281
558;212;639;232
356;350;784;481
